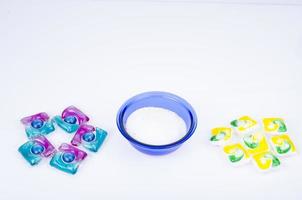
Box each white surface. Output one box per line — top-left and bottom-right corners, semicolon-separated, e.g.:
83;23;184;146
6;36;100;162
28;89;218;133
126;107;187;145
1;0;302;199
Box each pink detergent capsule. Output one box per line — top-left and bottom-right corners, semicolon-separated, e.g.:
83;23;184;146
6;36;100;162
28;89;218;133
21;112;55;138
71;124;107;152
52;106;89;133
18;135;56;166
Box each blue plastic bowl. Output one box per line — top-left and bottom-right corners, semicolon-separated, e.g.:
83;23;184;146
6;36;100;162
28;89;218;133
116;91;198;155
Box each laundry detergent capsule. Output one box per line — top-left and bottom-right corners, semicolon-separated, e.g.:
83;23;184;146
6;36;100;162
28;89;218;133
242;132;270;155
210;127;233;146
270;134;296;156
263;118;287;134
253;151;281;171
230;116;259;136
223;143;250;165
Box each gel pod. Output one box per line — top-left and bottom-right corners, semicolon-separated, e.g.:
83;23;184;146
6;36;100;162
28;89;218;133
18;136;56;166
242;132;270;155
230;116;259;136
253;151;281;171
210;127;232;146
21;112;55;138
52;106;89;133
50;143;87;174
223;143;250;165
270;134;296;156
71;124;107;152
263;118;287;134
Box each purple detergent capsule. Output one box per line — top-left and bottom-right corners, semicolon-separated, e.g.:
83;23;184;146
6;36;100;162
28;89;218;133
71;124;107;152
50;143;87;174
52;106;89;133
18;136;56;166
21;112;55;138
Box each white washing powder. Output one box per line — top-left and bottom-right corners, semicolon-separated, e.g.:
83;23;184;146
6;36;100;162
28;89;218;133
126;107;187;145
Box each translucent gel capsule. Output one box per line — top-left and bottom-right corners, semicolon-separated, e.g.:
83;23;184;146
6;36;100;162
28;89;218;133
223;143;250;165
253;151;280;171
242;132;270;155
50;143;87;174
230;116;259;136
21;112;55;138
210;127;232;146
270;134;296;156
18;136;56;166
71;124;107;152
263;118;287;134
52;106;89;133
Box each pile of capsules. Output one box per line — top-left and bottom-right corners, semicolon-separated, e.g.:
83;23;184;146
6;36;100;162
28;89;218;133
210;116;297;171
18;106;107;175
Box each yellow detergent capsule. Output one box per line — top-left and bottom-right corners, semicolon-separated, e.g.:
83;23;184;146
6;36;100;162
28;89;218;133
242;132;270;155
210;127;232;146
223;143;250;165
230;116;259;135
263;118;287;134
253;151;281;171
270;134;296;156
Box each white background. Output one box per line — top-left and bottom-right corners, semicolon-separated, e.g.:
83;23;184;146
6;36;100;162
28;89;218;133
1;0;302;199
